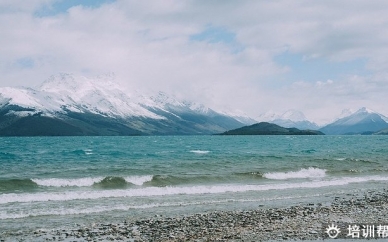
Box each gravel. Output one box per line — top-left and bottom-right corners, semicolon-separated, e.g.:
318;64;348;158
2;189;388;241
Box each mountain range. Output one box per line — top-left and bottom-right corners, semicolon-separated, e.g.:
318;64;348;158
0;74;248;136
1;73;388;136
258;108;388;135
319;107;388;135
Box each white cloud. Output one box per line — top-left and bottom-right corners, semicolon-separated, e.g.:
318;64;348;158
1;0;388;124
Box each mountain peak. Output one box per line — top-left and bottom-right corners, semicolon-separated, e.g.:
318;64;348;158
320;107;388;134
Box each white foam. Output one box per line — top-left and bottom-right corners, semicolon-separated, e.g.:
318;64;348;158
125;175;153;186
190;150;210;154
263;167;326;180
32;177;103;187
84;149;93;155
3;176;388;205
32;176;153;187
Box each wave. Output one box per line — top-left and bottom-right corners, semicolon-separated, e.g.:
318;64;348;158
335;158;346;161
146;174;218;187
93;176;153;188
93;177;128;189
2;175;388;204
234;171;264;179
32;177;101;187
189;150;210;154
145;174;245;187
2;174;224;191
0;179;38;192
328;169;362;175
334;158;380;164
28;176;153;188
263;167;326;180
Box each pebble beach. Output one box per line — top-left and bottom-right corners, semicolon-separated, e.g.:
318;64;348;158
2;189;388;241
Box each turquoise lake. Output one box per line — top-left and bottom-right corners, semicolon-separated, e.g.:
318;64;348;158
1;135;388;233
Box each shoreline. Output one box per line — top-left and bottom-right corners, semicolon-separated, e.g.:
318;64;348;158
2;189;388;241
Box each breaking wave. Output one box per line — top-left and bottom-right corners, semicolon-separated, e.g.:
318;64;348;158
32;178;101;187
2;175;388;205
189;150;210;154
0;176;154;191
263;167;326;180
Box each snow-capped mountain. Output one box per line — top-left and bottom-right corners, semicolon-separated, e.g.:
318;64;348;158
258;110;319;130
319;107;388;135
0;74;246;136
1;73;163;119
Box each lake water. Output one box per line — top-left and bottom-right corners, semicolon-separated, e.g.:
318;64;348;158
1;135;388;233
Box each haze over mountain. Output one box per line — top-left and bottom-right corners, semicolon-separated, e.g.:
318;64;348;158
257;110;319;130
0;74;248;136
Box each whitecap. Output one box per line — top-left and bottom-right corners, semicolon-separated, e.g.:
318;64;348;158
189;150;210;154
32;177;103;187
3;176;388;204
263;167;326;180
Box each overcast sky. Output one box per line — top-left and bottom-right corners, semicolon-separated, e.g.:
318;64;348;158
1;0;388;124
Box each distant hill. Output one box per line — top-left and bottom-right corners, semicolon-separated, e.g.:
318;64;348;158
219;122;324;135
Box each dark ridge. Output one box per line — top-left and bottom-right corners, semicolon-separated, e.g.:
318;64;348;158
0;104;245;136
219;122;324;135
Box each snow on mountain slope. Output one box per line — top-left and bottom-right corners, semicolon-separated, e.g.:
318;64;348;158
146;91;212;114
0;86;64;115
0;73;250;135
0;73;249;127
39;73;163;119
319;107;388;134
137;91;219;117
0;74;165;119
333;107;388;125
